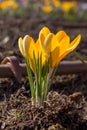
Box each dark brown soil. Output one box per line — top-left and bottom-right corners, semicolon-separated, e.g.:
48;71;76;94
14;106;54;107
0;14;87;130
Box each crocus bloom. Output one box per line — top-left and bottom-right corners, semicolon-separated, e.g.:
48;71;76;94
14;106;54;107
18;35;48;72
19;27;81;70
18;26;81;107
39;27;81;68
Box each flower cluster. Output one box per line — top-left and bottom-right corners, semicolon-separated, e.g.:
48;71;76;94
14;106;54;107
19;26;81;107
0;0;77;13
41;0;77;13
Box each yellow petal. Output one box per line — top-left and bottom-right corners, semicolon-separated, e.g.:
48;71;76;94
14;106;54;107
50;46;59;67
29;58;35;73
40;26;50;37
18;37;25;57
58;34;70;57
23;35;36;59
35;39;42;60
55;34;81;66
44;33;53;53
23;35;31;57
50;34;81;68
56;31;70;43
36;39;48;67
39;26;50;47
68;34;81;51
44;33;59;53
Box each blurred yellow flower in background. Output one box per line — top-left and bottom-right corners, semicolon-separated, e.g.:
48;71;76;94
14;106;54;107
52;0;61;7
44;0;51;5
42;5;53;13
61;2;77;12
0;0;18;9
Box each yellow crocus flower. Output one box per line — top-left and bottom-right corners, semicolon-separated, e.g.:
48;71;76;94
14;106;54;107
39;27;81;68
18;35;48;73
18;26;81;107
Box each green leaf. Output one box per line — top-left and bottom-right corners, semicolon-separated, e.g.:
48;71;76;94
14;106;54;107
75;52;87;67
26;58;35;98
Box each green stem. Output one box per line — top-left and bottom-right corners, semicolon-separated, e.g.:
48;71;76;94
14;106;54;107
25;58;35;105
42;61;49;101
47;66;57;90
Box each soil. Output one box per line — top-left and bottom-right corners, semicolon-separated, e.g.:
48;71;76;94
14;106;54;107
0;14;87;130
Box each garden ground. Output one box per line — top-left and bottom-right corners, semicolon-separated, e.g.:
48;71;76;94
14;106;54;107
0;15;87;130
